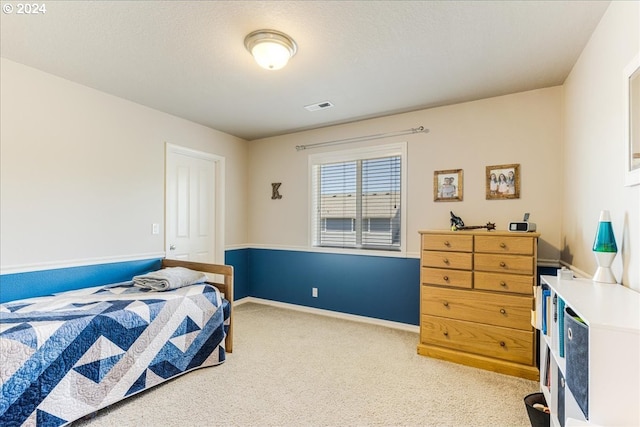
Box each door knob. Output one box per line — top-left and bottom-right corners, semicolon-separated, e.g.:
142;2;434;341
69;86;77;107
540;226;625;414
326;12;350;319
169;244;176;250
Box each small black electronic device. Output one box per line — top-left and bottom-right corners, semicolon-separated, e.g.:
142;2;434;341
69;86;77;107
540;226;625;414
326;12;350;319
509;213;537;232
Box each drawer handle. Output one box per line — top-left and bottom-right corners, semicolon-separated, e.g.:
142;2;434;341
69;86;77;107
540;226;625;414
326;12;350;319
500;242;506;248
499;341;506;347
443;275;449;281
444;241;451;247
500;308;506;315
443;301;449;307
499;261;506;268
443;331;449;337
500;281;507;287
443;258;450;264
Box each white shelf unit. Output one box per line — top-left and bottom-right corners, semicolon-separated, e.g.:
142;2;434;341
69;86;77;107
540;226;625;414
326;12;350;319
537;276;640;427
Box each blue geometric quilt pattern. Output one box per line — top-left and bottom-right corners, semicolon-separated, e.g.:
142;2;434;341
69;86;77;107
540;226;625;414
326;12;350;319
0;282;229;426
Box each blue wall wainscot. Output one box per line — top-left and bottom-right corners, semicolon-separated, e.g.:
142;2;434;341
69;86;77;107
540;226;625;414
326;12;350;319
1;249;557;327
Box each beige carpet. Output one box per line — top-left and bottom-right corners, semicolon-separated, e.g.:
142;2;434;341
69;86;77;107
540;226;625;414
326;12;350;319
73;302;538;427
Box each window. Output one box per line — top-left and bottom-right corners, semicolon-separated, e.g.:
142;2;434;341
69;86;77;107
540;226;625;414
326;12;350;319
366;218;392;233
323;218;355;232
310;143;406;252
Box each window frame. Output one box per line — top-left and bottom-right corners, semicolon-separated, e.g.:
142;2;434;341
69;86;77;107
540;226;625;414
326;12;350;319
308;142;407;255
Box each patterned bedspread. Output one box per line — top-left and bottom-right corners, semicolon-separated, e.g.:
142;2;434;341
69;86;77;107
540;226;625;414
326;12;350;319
0;282;230;426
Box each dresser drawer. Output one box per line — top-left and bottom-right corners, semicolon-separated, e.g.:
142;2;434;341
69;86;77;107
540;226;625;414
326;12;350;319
475;235;534;255
474;271;533;295
421;267;472;289
422;251;472;270
420;315;534;365
422;234;473;252
474;253;534;275
421;286;532;330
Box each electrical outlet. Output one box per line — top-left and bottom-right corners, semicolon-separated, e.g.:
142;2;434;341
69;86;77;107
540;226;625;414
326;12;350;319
312;287;318;298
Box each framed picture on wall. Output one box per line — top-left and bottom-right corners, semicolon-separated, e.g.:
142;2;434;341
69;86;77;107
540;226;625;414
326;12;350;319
486;163;520;199
434;169;463;202
624;54;640;186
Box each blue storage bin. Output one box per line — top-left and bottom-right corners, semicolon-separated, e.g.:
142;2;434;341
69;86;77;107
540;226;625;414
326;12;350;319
558;367;566;427
564;306;589;419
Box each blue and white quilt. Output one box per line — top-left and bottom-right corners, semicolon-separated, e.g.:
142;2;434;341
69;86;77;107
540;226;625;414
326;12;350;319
0;282;229;426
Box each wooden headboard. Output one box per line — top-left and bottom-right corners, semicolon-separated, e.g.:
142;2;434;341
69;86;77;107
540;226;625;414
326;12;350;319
161;259;234;353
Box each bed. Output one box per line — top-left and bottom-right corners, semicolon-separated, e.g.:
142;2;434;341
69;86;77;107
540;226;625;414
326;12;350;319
0;259;233;427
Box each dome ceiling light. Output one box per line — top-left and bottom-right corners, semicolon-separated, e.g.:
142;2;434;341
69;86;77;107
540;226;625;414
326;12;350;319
244;29;297;71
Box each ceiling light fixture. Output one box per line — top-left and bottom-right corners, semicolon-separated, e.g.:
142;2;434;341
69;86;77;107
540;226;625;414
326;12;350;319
244;29;297;71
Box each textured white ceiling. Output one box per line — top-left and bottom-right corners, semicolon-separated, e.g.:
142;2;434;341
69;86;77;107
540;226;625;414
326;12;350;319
0;1;610;140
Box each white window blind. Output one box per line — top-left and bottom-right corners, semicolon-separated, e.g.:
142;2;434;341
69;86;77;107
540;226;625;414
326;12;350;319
310;144;404;252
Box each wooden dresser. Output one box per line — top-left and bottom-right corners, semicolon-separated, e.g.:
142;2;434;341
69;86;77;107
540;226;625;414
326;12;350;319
417;230;540;380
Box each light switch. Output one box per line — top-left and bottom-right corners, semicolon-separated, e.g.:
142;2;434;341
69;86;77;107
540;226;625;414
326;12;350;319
152;223;160;235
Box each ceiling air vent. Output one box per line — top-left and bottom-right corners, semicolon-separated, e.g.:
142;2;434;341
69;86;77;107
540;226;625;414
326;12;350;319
304;101;334;112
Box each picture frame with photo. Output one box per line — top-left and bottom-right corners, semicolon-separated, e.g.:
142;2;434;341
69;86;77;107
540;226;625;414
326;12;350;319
624;54;640;186
434;169;463;202
486;163;520;199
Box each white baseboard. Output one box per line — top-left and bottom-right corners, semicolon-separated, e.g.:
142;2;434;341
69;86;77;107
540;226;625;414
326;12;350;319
234;296;420;333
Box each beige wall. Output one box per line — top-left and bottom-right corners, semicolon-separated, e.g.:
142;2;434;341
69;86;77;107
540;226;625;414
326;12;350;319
248;87;564;261
0;58;248;272
562;1;640;290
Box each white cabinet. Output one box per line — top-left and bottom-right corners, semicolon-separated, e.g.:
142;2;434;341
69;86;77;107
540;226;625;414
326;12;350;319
537;276;640;427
